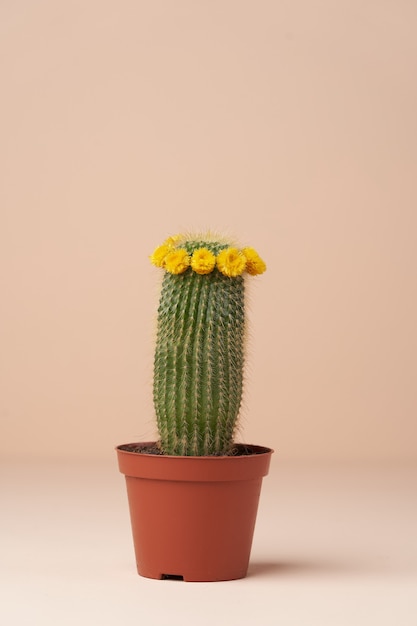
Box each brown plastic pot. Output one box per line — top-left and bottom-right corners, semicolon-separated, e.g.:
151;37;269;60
116;442;273;582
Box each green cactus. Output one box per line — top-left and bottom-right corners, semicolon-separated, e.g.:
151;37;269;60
150;234;266;456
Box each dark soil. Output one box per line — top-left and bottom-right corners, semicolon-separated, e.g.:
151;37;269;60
118;443;266;457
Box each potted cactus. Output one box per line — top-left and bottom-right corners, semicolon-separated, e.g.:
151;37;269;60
116;232;273;582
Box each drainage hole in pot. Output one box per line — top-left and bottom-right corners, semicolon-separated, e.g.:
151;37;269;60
161;574;184;581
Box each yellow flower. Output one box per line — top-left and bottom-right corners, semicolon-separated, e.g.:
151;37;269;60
150;244;172;267
242;247;266;275
164;249;191;274
163;234;183;247
216;247;246;277
191;248;216;274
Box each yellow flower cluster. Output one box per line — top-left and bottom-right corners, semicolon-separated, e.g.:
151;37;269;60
150;237;266;277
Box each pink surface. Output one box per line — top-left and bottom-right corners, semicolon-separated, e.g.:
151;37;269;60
1;460;416;624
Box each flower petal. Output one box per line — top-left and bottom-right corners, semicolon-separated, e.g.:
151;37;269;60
242;247;267;275
191;248;216;274
216;248;246;277
164;249;191;274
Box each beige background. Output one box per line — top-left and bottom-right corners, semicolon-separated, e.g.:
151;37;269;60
1;0;416;462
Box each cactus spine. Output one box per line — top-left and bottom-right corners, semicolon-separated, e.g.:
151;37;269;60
151;235;266;456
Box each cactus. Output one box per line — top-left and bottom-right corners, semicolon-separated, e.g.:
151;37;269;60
150;233;266;456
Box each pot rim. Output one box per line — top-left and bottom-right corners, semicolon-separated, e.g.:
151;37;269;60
116;441;274;458
116;442;274;482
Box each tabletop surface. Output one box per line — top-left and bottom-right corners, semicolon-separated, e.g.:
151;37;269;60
1;458;416;626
